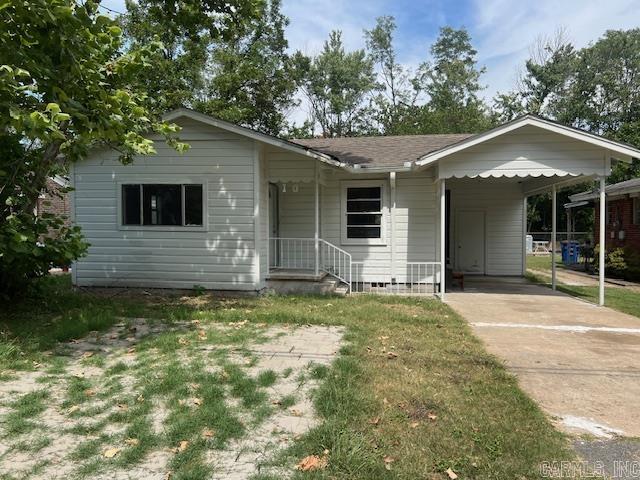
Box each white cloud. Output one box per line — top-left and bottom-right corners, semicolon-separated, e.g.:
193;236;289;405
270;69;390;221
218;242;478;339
469;0;640;101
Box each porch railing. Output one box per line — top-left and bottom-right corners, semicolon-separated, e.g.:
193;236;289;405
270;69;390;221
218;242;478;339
268;237;352;291
351;261;441;296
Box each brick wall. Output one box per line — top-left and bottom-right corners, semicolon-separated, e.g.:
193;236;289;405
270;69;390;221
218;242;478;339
36;178;71;224
594;196;640;251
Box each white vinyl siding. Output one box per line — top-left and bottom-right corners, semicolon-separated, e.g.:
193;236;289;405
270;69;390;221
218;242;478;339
448;178;523;276
73;118;259;290
438;125;607;179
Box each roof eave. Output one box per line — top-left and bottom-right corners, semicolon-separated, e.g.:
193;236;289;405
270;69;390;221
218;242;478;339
163;108;346;169
415;115;640;167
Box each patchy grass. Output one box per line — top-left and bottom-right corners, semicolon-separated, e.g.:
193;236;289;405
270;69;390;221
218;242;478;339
0;275;580;479
527;270;640;319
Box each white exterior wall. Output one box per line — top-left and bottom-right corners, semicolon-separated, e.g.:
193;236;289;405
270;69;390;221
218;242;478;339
438;125;608;179
73;118;260;290
448;178;524;276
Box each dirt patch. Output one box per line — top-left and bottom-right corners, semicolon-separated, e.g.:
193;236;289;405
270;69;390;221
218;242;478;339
0;320;344;479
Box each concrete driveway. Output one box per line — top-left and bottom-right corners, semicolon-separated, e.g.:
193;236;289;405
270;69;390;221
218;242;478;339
446;277;640;439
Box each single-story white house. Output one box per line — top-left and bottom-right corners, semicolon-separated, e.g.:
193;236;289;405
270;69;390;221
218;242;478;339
70;109;640;304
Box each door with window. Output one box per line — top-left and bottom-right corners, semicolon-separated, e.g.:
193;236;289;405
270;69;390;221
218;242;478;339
455;210;485;274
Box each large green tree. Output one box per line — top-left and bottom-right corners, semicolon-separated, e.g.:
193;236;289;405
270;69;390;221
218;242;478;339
417;27;492;133
364;16;423;135
196;0;300;135
0;0;185;294
296;31;379;137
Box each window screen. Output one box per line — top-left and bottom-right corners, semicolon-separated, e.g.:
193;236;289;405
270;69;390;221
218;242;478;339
121;184;203;227
346;186;382;239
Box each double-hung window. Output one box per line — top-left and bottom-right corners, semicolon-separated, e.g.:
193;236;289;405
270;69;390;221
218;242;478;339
342;181;385;244
121;184;204;228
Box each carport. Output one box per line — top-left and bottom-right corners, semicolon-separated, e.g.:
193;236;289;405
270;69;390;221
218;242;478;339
420;115;640;305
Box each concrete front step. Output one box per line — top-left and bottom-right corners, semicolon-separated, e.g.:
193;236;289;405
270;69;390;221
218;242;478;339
264;276;347;295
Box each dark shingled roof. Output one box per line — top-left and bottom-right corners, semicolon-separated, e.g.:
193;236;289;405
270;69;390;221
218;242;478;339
291;133;474;167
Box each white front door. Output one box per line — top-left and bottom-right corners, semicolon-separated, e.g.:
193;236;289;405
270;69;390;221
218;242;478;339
456;210;485;274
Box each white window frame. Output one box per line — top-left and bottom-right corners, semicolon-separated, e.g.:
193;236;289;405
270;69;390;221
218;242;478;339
340;180;387;246
116;180;208;232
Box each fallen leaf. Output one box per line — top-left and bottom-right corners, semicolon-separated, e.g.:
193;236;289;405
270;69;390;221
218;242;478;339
84;388;96;397
427;412;437;421
178;338;189;346
178;440;189;452
383;456;395;470
410;421;420;428
202;428;215;439
189;383;200;390
191;319;201;325
387;351;398;359
136;394;145;403
295;455;328;471
67;405;80;414
117;403;128;411
192;398;203;406
126;347;136;354
446;467;458;479
103;447;121;458
164;471;172;480
81;351;94;358
383;397;389;405
379;336;389;340
368;417;380;426
289;408;303;417
124;438;139;446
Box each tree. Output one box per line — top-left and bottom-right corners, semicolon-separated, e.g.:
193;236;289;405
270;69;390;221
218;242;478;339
0;0;185;295
364;16;422;135
296;31;378;137
121;0;262;113
417;27;492;133
196;0;300;135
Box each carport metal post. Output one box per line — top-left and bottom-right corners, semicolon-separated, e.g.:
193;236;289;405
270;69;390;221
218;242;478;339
551;184;557;290
599;176;606;306
440;178;446;301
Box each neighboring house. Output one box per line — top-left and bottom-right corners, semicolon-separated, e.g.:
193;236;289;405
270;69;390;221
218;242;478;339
37;175;70;222
70;109;640;303
568;178;640;251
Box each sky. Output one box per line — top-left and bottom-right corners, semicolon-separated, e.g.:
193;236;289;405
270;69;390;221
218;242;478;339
101;0;640;124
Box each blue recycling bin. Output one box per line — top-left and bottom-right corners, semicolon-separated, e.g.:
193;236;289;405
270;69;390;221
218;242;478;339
561;240;580;265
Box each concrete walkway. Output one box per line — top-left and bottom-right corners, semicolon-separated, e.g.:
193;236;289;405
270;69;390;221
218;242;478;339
446;277;640;438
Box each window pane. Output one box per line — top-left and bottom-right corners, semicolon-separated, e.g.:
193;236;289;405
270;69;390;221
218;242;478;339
347;200;381;212
184;185;203;226
122;185;141;225
347;226;381;238
143;185;182;226
347;213;381;226
347;187;380;200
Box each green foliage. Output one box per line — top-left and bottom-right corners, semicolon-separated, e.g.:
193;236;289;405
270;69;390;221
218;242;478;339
0;0;186;295
594;246;640;281
295;31;379;137
196;0;300;135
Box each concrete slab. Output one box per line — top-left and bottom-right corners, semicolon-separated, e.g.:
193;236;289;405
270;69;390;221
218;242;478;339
447;277;640;438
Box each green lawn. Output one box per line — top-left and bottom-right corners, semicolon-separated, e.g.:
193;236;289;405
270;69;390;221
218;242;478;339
526;254;564;272
0;275;579;479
